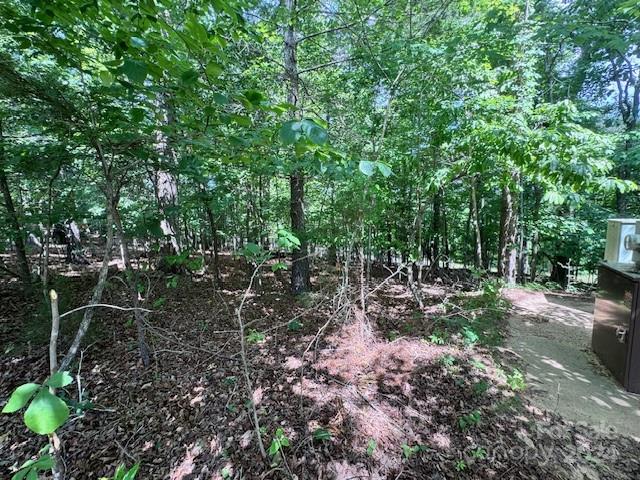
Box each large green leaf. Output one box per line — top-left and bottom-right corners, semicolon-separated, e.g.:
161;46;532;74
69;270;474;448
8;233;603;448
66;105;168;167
359;160;375;176
301;119;327;145
121;59;147;84
279;121;302;145
2;383;39;413
23;390;69;435
377;162;392;177
45;371;73;389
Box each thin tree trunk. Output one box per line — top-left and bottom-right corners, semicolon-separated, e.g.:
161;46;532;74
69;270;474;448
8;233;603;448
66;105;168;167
530;185;542;282
498;172;519;285
431;189;442;268
153;92;181;253
112;205;150;366
59;209;114;371
470;175;483;268
204;202;222;287
284;0;311;294
48;289;63;480
0;120;30;291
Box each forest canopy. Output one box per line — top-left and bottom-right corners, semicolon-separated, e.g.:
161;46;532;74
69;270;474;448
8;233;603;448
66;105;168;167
0;0;639;479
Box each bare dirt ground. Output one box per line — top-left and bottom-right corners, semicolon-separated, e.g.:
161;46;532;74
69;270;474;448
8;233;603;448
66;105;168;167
1;260;640;479
504;288;640;441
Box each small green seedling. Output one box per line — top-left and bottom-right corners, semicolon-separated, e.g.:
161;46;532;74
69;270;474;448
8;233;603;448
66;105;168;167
288;319;303;331
107;463;140;480
458;410;481;431
472;380;489;396
469;358;487;371
471;447;487;459
366;439;377;456
428;331;446;345
401;443;427;459
440;354;456;367
312;428;331;442
455;459;467;472
11;447;53;480
268;428;290;456
462;326;479;346
246;329;265;344
507;369;526;391
2;371;73;435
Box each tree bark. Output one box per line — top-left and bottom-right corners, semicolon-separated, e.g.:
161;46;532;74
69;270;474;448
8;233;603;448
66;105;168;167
59;208;114;371
498;172;519;285
470;175;483;269
284;0;310;294
153;92;181;253
0;120;31;291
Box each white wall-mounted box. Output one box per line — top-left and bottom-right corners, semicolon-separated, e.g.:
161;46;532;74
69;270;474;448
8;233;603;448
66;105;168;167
604;218;638;264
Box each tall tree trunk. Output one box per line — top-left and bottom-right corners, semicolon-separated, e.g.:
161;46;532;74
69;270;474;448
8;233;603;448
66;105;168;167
470;175;483;269
112;205;150;367
498;172;519;285
284;0;310;294
154;92;181;253
529;185;542;282
204;203;222;287
59;208;114;371
0;120;30;290
431;188;442;267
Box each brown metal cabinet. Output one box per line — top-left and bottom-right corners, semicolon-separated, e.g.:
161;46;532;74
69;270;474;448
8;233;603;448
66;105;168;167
592;262;640;393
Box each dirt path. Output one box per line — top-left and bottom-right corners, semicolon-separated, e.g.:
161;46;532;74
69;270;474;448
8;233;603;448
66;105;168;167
504;288;640;441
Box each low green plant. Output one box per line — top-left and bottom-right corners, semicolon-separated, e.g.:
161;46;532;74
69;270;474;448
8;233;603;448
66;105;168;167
10;446;54;480
102;463;140;480
506;369;526;391
458;410;481;431
427;331;446;345
366;439;377;456
455;459;467;472
312;428;331;442
472;380;490;396
388;330;400;341
246;329;265;344
469;358;487;371
401;443;427;459
440;354;456;367
462;326;479;346
287;319;303;331
2;371;73;435
268;428;290;456
471;447;487;459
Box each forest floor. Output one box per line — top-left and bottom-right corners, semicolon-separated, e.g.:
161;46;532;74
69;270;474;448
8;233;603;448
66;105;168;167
504;289;640;440
1;256;640;479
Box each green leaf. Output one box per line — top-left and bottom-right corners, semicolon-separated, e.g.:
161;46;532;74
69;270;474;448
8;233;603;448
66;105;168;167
376;162;392;177
123;463;140;480
99;70;114;87
287;319;303;331
122;59;147;84
23;389;69;434
366;439;377;456
359;160;375;176
312;428;331;441
2;383;39;413
205;62;223;79
130;108;145;123
45;371;73;389
279;120;302;145
181;68;199;85
129;36;147;48
301;119;327;145
271;261;287;272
